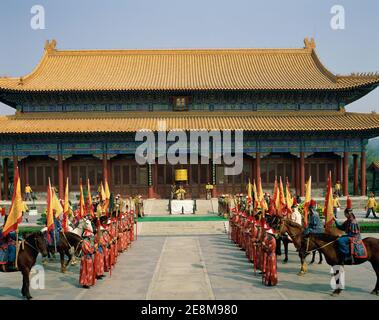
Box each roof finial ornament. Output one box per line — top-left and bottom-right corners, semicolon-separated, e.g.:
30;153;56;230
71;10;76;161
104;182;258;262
18;77;23;86
44;39;57;53
304;37;316;50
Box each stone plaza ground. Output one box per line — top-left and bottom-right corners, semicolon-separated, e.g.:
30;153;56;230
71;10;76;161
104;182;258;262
0;220;379;300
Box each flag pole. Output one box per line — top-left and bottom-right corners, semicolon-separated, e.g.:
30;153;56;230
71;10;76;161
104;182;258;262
15;227;19;269
51;180;57;254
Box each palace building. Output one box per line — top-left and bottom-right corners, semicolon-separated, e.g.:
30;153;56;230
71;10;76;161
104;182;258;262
0;38;379;200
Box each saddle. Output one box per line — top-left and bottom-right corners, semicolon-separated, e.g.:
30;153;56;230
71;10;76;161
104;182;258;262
350;237;367;259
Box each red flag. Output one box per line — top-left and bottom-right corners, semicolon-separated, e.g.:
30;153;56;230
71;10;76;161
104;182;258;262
304;176;312;227
272;177;278;215
324;172;334;231
87;179;94;218
278;177;286;216
46;178;55;237
79;179;85;218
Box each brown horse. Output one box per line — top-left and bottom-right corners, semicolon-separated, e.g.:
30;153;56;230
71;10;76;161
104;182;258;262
276;218;330;274
0;232;48;300
57;231;83;273
299;232;379;296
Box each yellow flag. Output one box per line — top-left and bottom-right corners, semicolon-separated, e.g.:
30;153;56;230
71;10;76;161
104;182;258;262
278;177;286;214
257;177;268;211
46;178;54;232
324;172;334;230
3;167;23;236
87;179;94;217
252;179;257;207
105;180;110;199
304;176;312;227
52;188;63;218
100;182;106;201
62;177;69;232
64;178;69;215
286;178;294;209
79;180;85;218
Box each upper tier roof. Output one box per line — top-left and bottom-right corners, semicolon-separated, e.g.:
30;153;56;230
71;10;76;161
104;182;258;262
0;110;378;135
0;38;378;93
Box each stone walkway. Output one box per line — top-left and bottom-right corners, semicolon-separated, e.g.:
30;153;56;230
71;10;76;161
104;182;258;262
0;222;378;300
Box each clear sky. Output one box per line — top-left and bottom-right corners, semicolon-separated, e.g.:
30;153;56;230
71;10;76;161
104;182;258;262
0;0;378;114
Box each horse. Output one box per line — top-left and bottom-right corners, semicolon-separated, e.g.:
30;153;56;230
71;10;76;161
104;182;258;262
273;217;325;274
299;232;379;296
57;218;94;273
42;217;94;273
0;232;48;300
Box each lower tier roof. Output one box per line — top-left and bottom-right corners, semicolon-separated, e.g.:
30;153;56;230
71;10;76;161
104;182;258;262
0;111;378;135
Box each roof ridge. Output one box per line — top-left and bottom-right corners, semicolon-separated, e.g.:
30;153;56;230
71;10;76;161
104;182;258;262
49;47;311;56
11;110;349;120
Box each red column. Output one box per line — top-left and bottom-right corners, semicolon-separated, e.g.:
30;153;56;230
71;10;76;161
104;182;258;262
293;158;299;196
107;160;112;188
255;152;261;180
353;154;359;195
13;155;18;169
300;152;305;197
22;160;27;194
102;153;108;184
0;159;2;200
63;159;68;185
3;159;9;200
58;154;64;199
336;156;341;182
361;151;366;196
343;152;349;196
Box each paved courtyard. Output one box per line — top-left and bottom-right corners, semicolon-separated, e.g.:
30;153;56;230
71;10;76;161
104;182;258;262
0;221;378;300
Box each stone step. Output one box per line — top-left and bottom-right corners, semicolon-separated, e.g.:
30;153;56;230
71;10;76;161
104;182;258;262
143;199;218;216
139;221;227;235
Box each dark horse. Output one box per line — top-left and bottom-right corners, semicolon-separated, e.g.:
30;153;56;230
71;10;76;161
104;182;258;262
44;217;96;273
0;232;48;299
57;231;83;273
299;232;379;296
273;217;332;274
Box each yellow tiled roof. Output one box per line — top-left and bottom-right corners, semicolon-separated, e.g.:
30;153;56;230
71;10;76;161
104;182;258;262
0;111;378;134
0;39;378;92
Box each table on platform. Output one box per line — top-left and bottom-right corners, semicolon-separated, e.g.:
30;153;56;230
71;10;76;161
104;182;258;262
170;200;195;214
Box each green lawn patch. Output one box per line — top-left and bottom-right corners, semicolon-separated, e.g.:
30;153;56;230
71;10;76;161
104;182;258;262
18;226;43;236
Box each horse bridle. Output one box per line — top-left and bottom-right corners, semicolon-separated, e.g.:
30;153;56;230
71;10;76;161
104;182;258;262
24;235;44;255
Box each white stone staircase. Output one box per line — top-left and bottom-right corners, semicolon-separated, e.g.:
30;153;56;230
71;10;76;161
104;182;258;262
143;199;218;216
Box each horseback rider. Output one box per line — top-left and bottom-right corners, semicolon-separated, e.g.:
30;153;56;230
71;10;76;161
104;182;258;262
333;200;362;264
0;228;17;270
303;199;324;235
289;199;302;225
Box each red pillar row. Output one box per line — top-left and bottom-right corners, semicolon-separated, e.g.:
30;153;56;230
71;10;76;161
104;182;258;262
255;152;261;183
343;151;349;196
3;159;9;200
353;154;359;196
361;151;366;196
58;154;64;199
300;152;305;197
103;153;108;184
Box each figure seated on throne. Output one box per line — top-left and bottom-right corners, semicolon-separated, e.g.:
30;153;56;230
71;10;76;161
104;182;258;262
175;184;186;200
